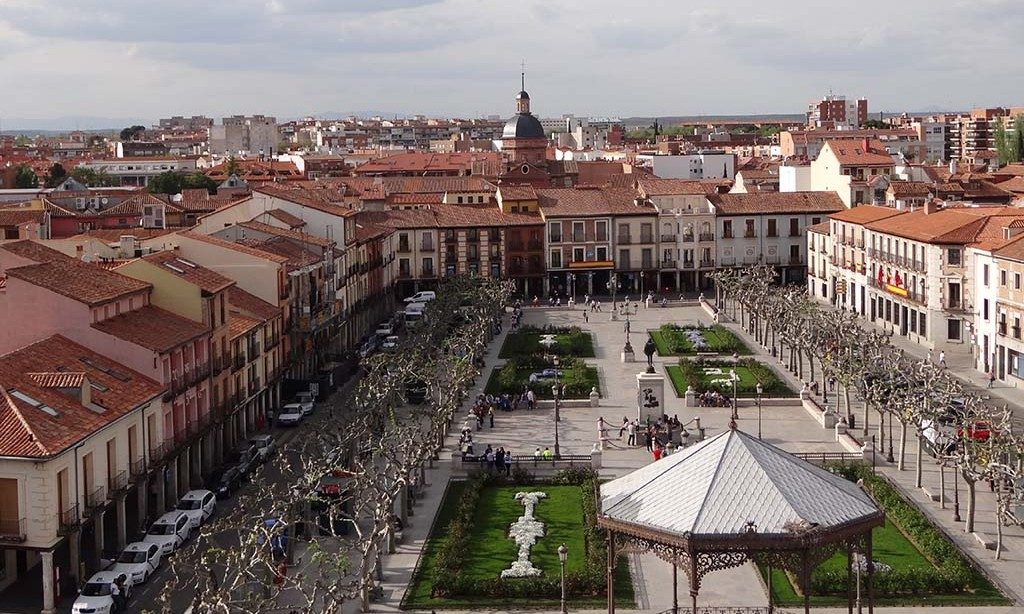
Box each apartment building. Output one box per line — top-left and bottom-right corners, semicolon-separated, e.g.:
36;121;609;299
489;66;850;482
806;93;868;129
810;139;895;207
210;115;279;156
709;192;843;284
637;178;719;292
0;336;164;613
74;157;200;188
987;235;1024;384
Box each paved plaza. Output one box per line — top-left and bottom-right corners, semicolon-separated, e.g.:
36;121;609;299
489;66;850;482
369;302;1024;614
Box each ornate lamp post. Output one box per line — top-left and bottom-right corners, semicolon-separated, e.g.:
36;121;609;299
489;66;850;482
567;272;576;305
552;383;561;458
730;369;739;421
756;382;764;439
607;273;619;321
558;543;568;614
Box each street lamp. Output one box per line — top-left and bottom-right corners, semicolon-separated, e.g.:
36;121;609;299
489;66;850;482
552;383;561;458
730;369;739;421
756;382;763;439
567;272;575;305
558;543;568;614
607;273;619;321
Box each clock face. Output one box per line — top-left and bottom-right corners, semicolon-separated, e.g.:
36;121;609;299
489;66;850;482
521;164;530;174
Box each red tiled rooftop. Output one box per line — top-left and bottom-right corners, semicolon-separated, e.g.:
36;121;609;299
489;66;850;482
263;208;306;228
0;239;73;264
830;205;905;224
6;258;151;306
93;305;210;352
708;192;845;215
228;313;261;339
238;220;334;248
227;286;280;321
138;250;235;294
536;187;655;217
823;138;894;166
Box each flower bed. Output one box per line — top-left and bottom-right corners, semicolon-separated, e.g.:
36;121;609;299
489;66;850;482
486;355;600;399
499;325;595;358
760;463;1007;607
404;469;634;609
650;324;750;356
665;357;794;398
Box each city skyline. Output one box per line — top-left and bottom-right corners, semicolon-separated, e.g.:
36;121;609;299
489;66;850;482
1;0;1023;128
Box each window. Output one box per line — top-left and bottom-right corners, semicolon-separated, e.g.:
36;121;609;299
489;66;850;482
919;312;927;337
790;244;800;262
618;249;630;269
640;223;653;243
722;220;733;238
812;217;821;225
548;222;561;243
422;257;433;276
572;247;584;262
983;264;990;286
1017;273;1022;291
572;222;585;242
596;246;608;261
947;248;962;266
641;248;653;269
790;218;800;237
421;231;433;250
947;319;961;341
595;221;608;241
947;282;961;308
617;223;630;242
767;219;777;238
456;196;463;204
550;250;562;268
744;219;755;238
1002;269;1008;286
983;298;990;321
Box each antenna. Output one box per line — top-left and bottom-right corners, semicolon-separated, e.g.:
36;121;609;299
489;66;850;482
521;59;526;91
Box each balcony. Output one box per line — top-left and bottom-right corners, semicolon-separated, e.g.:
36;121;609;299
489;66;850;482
148;441;169;465
744;231;757;239
617;235;632;245
130;458;146;479
248;378;262;397
0;517;26;543
699;232;715;242
682;260;695;269
766;231;778;239
110;470;130;495
84;485;107;514
721;231;734;239
57;504;81;536
999;322;1008;336
421;267;435;277
699;259;716;268
682;234;695;243
248;342;261;358
398;269;411;279
548;235;562;244
789;256;803;265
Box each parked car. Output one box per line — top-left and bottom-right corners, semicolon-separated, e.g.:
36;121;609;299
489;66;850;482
73;571;133;614
142;511;191;555
294;391;316;413
235;448;260;476
358;336;380;359
249;434;276;461
381;335;399;351
211;466;245;500
176;489;217;530
403;291;436;303
375;321;395;337
405;380;428;405
277;405;304;426
111;541;161;585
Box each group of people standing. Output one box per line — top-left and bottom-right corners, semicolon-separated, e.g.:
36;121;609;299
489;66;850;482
607;414;690;461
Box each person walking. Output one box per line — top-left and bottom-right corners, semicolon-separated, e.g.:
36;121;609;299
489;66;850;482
527;389;536;410
627;420;637;446
583;310;589;323
488;406;495;428
644;427;653;452
618;416;629;439
988;370;996;388
504;449;513;476
939;350;946;368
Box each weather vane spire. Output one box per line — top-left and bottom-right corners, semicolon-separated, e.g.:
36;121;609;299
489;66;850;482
521;59;526;91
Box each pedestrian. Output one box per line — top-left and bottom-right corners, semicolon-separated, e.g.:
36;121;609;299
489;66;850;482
485;446;495;471
644;428;653;452
927;348;933;363
542;446;553;460
110;575;126;613
584;310;589;323
534;446;541;465
584;294;590;306
527;389;536;410
488;406;495;428
988;370;996;388
939;350;946;368
627;420;637;446
504;449;513;476
652;445;663;461
618;416;629;439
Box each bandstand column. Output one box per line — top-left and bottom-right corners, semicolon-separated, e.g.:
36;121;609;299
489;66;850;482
606;529;616;614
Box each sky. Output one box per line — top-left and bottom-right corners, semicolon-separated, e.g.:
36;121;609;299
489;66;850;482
1;0;1023;127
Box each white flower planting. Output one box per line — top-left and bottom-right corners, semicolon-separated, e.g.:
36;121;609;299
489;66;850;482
500;491;548;578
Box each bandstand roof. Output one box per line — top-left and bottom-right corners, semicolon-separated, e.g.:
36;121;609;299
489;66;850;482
600;429;881;541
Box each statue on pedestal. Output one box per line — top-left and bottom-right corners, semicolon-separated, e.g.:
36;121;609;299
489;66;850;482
644;338;656;374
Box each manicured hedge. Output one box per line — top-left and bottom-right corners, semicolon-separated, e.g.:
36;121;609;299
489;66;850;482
499;325;595;358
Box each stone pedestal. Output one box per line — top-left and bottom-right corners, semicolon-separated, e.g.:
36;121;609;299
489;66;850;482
684;385;696;408
636;371;666;423
621;349;634;362
590;444;602;470
589;387;600;407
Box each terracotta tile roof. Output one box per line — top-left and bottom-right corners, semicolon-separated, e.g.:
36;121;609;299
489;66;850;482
178;231;290;264
263;208;306;228
237;236;321;271
637;178;719;197
865;207;1024;244
993;233;1024;262
575;161;636;187
326;176;496;197
353;219;392;243
387;192;444;206
536;187;656;218
227;286;279;321
238;220;334;248
7;258;150;306
497;185;537;201
228;313;261;339
995;176;1024;194
823;139;894;166
40;198;79;218
829;205;905;224
0;239;72;264
92;305;209;352
0;335;163;458
0;209;46;227
358;209;438;230
352;151;500;175
807;221;831;234
887;181;933;197
105;192;172;216
432;203;541;227
708;192;845;215
995;164;1024;177
254;184;356;218
139;250;235;294
71;228;178;242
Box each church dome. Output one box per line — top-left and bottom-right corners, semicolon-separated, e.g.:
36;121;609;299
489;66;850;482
515;90;530;101
503;112;545;139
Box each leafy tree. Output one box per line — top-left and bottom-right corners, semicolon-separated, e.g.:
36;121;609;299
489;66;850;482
147;171;184;195
70;166;118;187
14;164;38;188
44;163;67;188
224;156;241;177
863;119;888;129
182;172;218;194
118;124;146;142
995;116;1010;165
757;125;782;138
87;135;105;149
13;134;32;147
1010;114;1024;163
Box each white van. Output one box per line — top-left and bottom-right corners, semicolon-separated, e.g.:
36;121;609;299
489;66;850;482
404;303;426;327
404;291;436;303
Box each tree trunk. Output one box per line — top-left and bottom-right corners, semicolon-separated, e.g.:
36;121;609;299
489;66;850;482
863;400;870;438
843;386;852;423
807;352;816;384
995;486;1004;560
898;421;907;471
915;434;923;488
965;478;977;533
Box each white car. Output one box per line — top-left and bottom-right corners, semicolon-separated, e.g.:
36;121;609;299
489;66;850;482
111;541;161;584
277;405;304;426
249;434;276;461
142;511;191;555
381;335;399;351
375;321;395;337
295;391;315;411
73;570;133;614
176;489;217;530
404;291;436;303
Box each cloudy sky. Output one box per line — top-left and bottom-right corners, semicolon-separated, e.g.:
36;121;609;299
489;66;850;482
1;0;1022;126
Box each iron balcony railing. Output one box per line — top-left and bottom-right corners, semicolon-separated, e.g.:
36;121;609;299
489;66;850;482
661;234;677;242
130;458;146;479
57;504;81;536
84;485;107;513
110;470;130;495
0;517;27;543
698;232;715;241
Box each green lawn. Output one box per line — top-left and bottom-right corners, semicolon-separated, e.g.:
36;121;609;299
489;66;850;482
650;324;750;356
760;519;1008;606
665;360;795;398
486;361;600;399
405;482;634;610
499;327;596;358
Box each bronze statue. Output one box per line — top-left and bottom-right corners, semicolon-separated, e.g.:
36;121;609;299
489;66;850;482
644;338;656;373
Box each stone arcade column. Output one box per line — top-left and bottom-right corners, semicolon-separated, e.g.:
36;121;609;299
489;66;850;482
40;550;56;614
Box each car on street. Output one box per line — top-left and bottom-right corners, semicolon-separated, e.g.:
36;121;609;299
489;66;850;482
358;336;380;359
111;541;161;585
249;434;276;461
235;447;260;476
294;391;316;413
276;404;304;426
73;571;133;614
176;489;217;530
381;335;399;351
376;321;395;337
142;511;191;555
403;291;436;303
405;380;428;404
211;466;245;500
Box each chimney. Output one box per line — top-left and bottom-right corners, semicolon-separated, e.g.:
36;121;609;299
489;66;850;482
862;138;870;153
924;200;939;215
119;234;137;258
